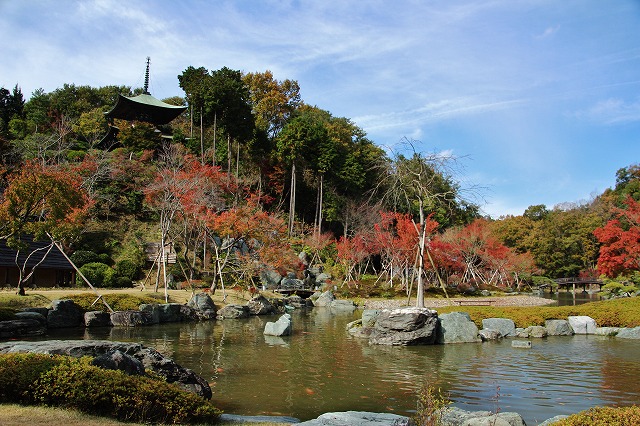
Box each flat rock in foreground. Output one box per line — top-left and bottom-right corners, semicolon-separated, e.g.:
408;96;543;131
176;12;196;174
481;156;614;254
0;339;212;400
297;411;414;425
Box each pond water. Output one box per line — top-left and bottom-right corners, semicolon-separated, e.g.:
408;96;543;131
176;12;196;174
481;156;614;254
46;308;640;425
540;291;602;306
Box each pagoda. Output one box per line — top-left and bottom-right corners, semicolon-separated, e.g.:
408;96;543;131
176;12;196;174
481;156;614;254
106;57;186;125
101;58;186;147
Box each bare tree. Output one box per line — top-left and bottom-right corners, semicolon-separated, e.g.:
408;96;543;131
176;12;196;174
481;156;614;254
376;139;470;307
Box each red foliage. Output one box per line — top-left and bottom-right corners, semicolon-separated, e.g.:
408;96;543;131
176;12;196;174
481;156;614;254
594;197;640;277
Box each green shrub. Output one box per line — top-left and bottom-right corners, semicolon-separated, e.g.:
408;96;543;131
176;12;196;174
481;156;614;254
33;359;221;424
67;293;163;312
552;405;640;425
602;281;637;296
113;276;134;288
79;262;116;287
70;250;102;267
0;354;220;424
0;354;71;404
115;259;141;281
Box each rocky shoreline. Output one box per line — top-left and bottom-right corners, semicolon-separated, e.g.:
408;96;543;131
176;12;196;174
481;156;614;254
2;291;638;425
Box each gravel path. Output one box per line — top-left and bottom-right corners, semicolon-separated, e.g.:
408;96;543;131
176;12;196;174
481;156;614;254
362;294;555;310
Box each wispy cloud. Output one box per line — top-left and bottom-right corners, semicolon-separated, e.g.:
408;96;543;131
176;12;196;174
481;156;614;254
579;98;640;124
354;97;527;132
535;25;560;39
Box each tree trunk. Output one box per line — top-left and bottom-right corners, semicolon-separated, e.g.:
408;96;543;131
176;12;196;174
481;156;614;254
212;112;217;166
200;106;204;163
227;134;231;176
288;163;296;235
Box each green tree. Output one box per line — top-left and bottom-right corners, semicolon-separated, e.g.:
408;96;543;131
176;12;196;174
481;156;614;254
23;88;51;132
243;70;301;138
276;110;329;234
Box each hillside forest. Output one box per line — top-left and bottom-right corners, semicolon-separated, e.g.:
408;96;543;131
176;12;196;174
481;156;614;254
0;66;639;300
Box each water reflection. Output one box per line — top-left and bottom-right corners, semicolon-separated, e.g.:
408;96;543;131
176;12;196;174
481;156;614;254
33;308;640;424
539;291;601;306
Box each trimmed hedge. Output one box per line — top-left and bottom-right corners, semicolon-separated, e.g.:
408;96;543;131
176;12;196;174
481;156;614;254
552;405;640;425
0;353;221;424
435;297;640;328
66;293;165;312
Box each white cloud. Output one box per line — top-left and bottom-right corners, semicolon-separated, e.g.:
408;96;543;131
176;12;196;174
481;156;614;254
535;25;560;39
580;98;640;124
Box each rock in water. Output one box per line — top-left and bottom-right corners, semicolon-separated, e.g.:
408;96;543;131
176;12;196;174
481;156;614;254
369;308;439;346
47;299;83;328
187;292;218;320
437;311;481;344
481;318;516;337
247;295;276;315
313;290;335;307
297;411;415;425
567;315;597;334
545;319;574;336
264;313;292;336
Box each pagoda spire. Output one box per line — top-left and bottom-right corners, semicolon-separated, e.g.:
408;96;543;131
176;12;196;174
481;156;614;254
143;57;151;95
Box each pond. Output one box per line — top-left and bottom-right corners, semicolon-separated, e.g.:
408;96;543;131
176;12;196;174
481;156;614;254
46;307;640;425
540;290;602;306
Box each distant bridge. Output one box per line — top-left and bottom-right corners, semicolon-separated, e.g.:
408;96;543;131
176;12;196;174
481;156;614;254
554;277;604;292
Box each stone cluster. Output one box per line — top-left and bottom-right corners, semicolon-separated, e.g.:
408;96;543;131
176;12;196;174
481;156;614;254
347;307;640;346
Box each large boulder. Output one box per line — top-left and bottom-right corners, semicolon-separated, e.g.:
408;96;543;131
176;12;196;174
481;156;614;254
0;340;212;400
92;349;145;376
21;307;49;318
369;308;439;346
259;268;282;289
439;407;526;426
315;272;332;286
478;329;502;341
110;310;151;327
545;319;574;336
313;290;336;307
216;304;250;319
297;411;414;425
330;299;356;312
139;304;161;324
187;293;218;320
47;299;83;328
362;309;380;327
264;313;292;336
595;327;621;336
247;295;276;315
0;319;46;338
567;316;597;334
280;276;304;290
538;415;569;426
437;311;481;344
14;311;47;325
616;326;640;339
527;325;548;338
84;311;112;327
481;318;516;337
157;303;186;323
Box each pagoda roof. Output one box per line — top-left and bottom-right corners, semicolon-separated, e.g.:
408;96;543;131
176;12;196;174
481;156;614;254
105;93;186;125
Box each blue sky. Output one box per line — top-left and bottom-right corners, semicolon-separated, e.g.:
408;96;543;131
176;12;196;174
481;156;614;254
1;0;639;217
